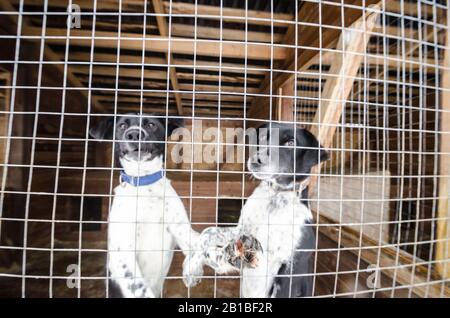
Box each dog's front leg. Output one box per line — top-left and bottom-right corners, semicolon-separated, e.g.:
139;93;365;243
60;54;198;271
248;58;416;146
109;252;155;298
108;220;155;298
164;198;200;255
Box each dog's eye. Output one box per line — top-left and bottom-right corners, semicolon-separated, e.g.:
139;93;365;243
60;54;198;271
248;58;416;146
285;140;295;147
148;122;155;128
119;123;128;130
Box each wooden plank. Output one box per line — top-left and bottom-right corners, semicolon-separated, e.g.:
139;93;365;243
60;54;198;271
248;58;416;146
310;7;379;147
97;96;244;110
95;90;248;103
276;77;295;122
307;8;378;191
0;71;10;183
12;0;442;23
0;1;105;112
247;1;380;124
69;52;268;76
71;65;260;84
25;12;284;43
246;1;308;124
10;0;293;27
23;27;288;61
152;0;183;115
436;15;450;281
100;104;242;117
11;0;135;11
79;73;260;94
314;51;439;70
170;23;284;43
162;1;293;27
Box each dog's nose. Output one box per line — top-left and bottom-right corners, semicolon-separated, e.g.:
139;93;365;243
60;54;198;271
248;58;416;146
125;130;141;141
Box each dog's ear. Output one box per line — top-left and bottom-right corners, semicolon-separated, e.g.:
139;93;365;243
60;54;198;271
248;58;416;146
298;128;329;167
89;116;115;140
167;117;184;136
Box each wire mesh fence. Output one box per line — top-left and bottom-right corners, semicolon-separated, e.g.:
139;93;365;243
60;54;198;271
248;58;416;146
0;0;449;298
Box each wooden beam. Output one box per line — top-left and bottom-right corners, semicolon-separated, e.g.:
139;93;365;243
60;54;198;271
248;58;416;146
12;0;443;23
152;0;183;115
78;74;260;94
68;51;268;76
23;27;287;61
162;1;293;27
276;78;295;122
0;71;11;182
436;15;450;281
10;0;293;27
307;6;379;207
71;64;260;84
170;23;284;43
314;51;439;71
97;95;244;110
0;1;104;112
95;90;248;103
309;7;379;147
247;1;380;124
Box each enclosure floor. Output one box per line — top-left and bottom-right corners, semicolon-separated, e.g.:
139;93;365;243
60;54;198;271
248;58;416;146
0;229;409;298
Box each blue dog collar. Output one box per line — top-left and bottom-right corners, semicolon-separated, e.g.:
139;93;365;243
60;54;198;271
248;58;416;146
120;170;164;187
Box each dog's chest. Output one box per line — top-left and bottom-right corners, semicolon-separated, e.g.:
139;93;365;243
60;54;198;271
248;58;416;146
109;181;175;253
241;184;311;263
240;184;312;297
111;183;166;223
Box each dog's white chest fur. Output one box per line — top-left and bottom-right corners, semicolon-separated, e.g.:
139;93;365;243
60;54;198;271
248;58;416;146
109;178;177;296
239;183;312;297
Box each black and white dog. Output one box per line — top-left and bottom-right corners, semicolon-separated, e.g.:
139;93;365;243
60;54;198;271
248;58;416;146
90;113;199;298
183;123;328;298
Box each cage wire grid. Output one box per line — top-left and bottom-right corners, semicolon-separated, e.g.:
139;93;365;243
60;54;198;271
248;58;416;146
0;0;448;298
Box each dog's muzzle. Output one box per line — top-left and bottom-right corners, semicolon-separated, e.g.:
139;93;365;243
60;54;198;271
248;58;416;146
124;127;148;142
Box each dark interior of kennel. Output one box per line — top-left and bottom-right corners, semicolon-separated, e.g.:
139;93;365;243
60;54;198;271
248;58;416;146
0;0;449;297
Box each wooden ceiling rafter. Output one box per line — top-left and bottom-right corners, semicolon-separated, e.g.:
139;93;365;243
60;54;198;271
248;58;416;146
6;0;445;119
0;0;105;113
247;0;381;124
23;27;288;61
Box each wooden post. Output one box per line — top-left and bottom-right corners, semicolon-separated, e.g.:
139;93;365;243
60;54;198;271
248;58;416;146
152;0;184;115
436;16;450;280
276;78;295;122
0;70;10;183
309;7;379;145
309;6;379;188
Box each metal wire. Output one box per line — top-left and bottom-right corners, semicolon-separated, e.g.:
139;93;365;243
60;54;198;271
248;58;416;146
0;0;449;298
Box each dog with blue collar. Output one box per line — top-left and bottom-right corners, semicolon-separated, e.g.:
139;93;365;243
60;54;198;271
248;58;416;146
90;113;199;298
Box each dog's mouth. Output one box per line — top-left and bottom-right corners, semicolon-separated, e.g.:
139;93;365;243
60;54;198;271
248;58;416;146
121;149;154;162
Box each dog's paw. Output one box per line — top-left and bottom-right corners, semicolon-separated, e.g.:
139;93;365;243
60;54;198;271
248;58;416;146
226;234;263;269
182;256;204;288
